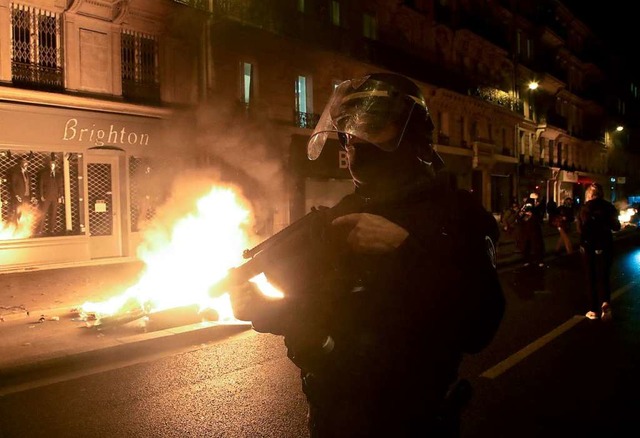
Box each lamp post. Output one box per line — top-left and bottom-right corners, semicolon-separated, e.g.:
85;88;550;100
527;81;538;121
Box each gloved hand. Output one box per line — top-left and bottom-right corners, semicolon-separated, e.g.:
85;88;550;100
229;281;289;335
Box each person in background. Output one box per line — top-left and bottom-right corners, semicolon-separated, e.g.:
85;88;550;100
500;199;520;241
37;158;64;236
554;197;575;255
546;198;559;230
6;156;34;226
230;73;505;437
518;192;546;267
577;183;621;321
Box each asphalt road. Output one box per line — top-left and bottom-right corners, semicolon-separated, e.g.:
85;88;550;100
0;230;638;437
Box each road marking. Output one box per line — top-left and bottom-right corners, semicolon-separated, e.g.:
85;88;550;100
481;280;636;379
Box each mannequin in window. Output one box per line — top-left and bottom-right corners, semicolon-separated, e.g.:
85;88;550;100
37;158;64;236
6;156;34;227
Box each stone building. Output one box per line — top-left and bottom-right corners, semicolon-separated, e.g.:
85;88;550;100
0;0;205;267
1;0;638;270
196;0;640;224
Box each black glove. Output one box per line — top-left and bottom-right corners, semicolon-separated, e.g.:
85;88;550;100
229;281;290;335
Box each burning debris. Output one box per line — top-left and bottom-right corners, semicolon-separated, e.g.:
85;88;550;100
76;181;267;330
0;204;39;240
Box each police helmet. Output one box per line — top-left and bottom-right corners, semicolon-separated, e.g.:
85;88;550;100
307;72;442;167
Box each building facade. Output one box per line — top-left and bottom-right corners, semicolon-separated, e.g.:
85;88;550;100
199;0;640;221
0;0;204;269
2;0;639;270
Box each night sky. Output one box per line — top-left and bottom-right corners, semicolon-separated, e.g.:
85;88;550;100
562;1;631;54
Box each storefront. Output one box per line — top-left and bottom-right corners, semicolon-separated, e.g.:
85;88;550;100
518;163;553;201
289;134;352;221
0;100;171;270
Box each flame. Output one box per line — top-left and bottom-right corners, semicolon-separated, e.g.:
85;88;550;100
80;183;282;325
619;207;637;226
0;204;38;240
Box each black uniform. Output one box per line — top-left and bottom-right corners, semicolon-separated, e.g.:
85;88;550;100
578;197;621;313
251;181;505;437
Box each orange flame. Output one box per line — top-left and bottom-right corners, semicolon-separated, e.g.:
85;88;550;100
619;207;637;226
80;183;281;324
0;204;39;240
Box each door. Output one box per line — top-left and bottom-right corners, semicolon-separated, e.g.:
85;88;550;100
87;155;122;259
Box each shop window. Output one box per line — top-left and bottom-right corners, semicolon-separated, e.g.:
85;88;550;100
129;157;167;232
1;151;82;240
10;3;63;90
121;30;160;103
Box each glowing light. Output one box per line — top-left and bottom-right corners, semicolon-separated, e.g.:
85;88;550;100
0;205;39;240
528;81;539;90
80;182;281;325
619;207;637;226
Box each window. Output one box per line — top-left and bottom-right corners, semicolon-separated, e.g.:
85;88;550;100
363;13;378;40
0;151;82;240
295;75;317;128
121;30;160;102
296;75;310;113
10;4;63;89
330;1;340;26
242;62;254;106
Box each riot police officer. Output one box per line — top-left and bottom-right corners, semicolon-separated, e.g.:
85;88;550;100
232;73;505;437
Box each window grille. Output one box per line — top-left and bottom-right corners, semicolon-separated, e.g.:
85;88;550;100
122;30;160;102
1;151;81;239
10;3;63;90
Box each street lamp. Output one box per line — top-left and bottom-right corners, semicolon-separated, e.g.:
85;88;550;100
527;81;538;121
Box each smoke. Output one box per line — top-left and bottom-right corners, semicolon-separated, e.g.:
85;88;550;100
159;99;288;236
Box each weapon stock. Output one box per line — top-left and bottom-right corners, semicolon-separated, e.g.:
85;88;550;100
209;195;365;299
208;205;335;298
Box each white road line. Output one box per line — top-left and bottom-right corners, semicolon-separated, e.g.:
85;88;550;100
481;280;637;379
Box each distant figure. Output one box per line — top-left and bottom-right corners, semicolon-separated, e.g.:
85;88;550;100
37;158;64;236
554;197;575;255
500;200;520;240
577;183;621;321
546;199;559;230
6;156;34;226
518;192;546;267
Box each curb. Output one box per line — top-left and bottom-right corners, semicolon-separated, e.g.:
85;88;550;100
0;321;252;396
0;256;140;276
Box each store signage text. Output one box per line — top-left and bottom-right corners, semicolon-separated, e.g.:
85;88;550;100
62;118;150;146
338;150;348;169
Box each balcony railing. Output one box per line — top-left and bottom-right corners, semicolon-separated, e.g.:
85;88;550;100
294;111;320;129
539;112;568;131
10;4;64;91
469;86;523;113
11;61;63;90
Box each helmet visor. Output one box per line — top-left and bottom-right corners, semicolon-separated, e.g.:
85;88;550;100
307;78;425;160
